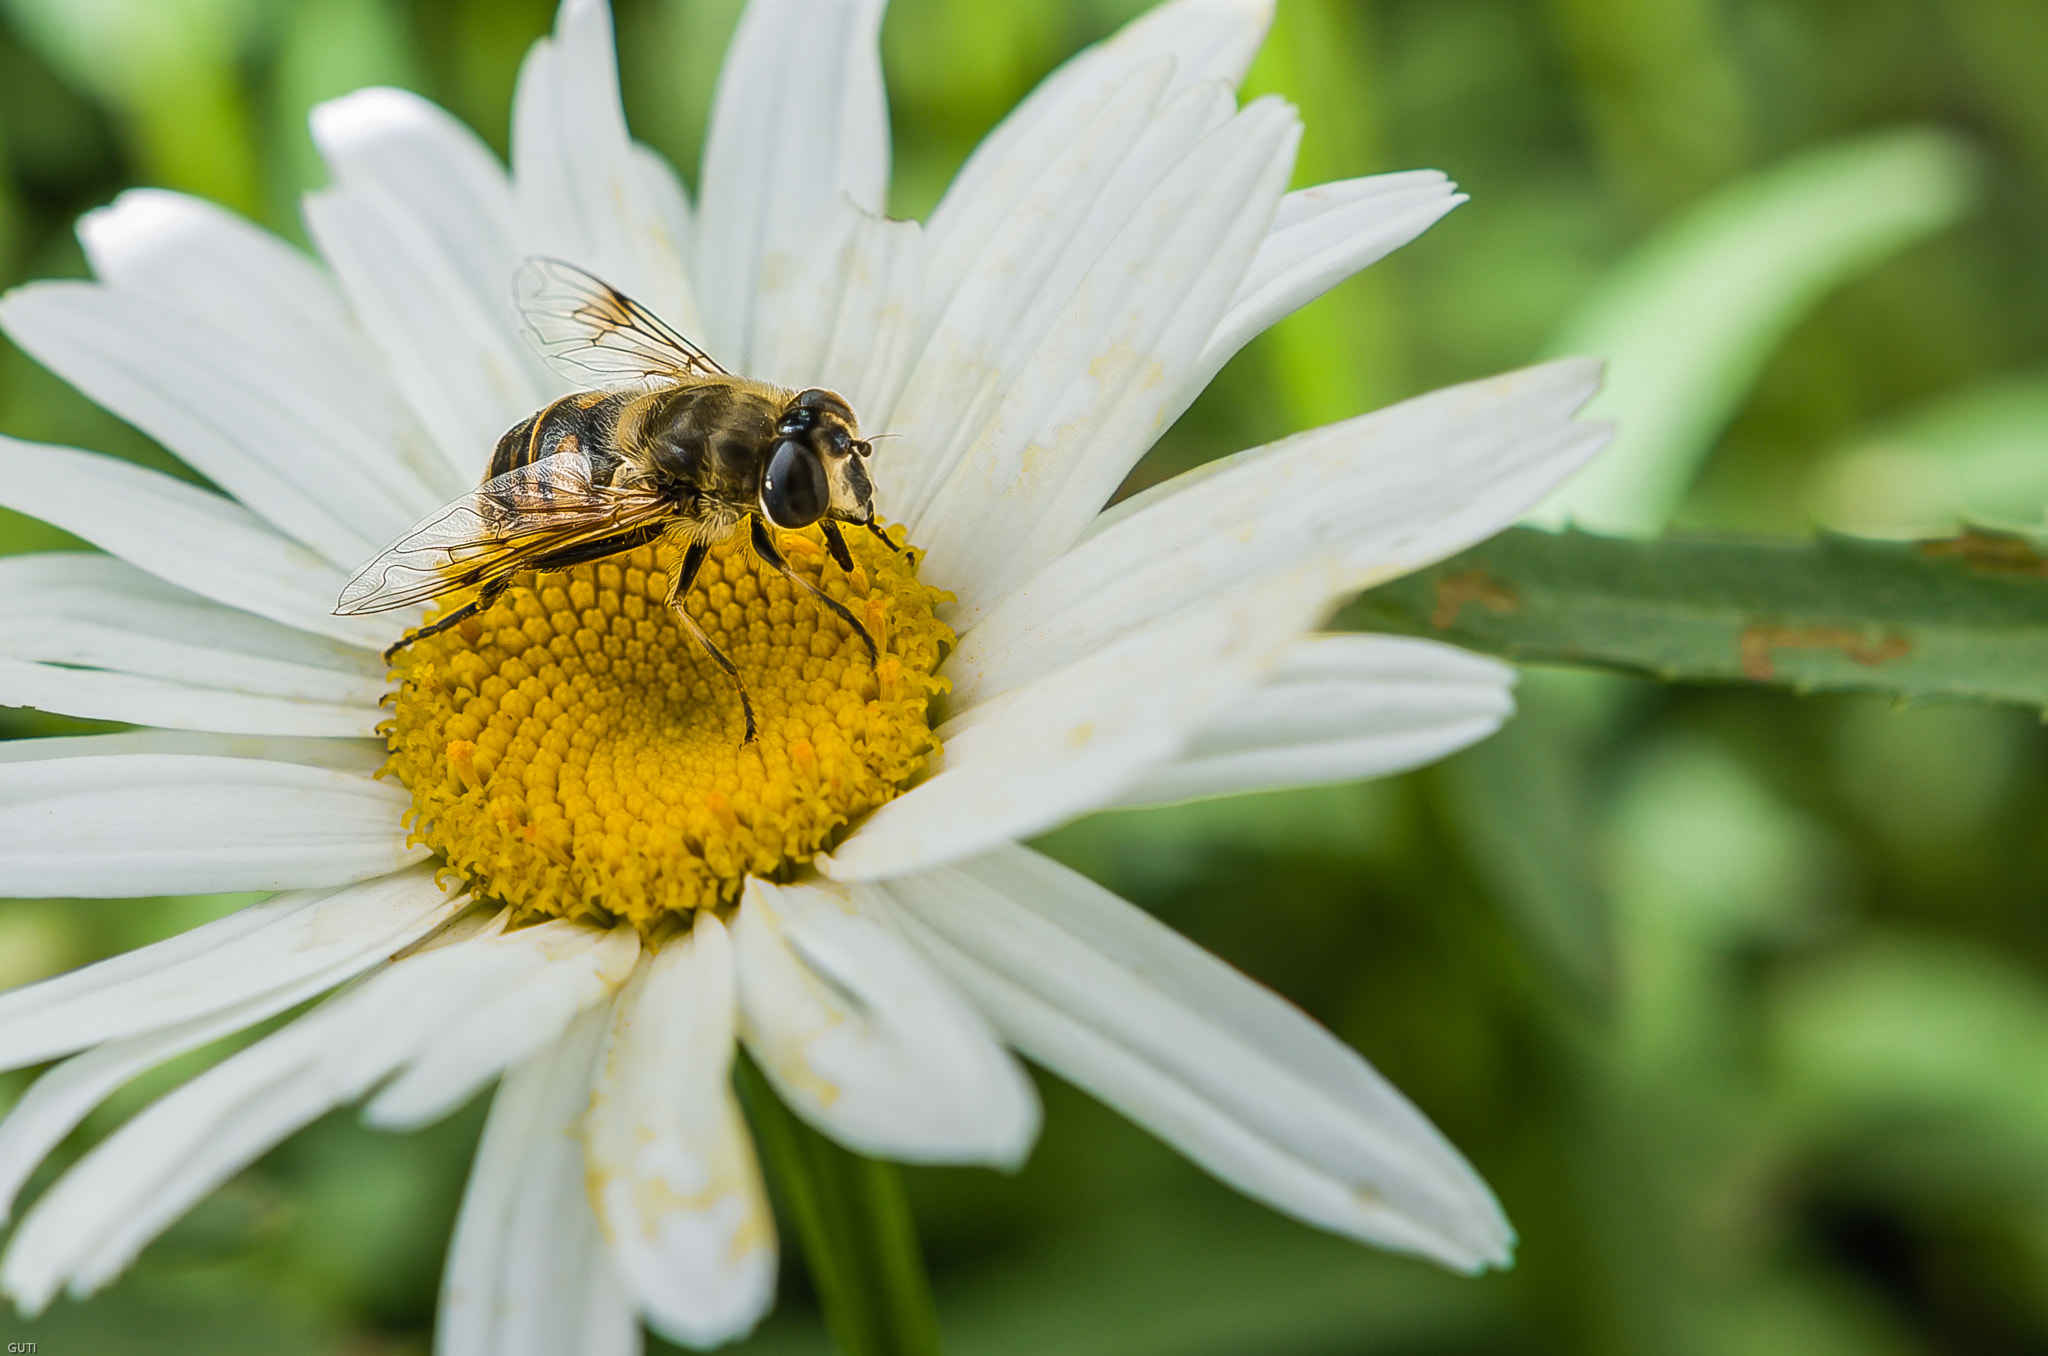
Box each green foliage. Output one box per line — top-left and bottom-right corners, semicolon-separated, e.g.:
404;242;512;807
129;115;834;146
1530;129;1982;536
1353;525;2048;710
1432;669;1624;1009
737;1058;940;1356
1;0;268;213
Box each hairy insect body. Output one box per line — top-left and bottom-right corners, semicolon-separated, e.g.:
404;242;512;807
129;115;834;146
336;259;897;743
615;380;788;543
487;379;870;546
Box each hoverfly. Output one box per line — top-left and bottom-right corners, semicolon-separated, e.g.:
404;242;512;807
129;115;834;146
334;258;897;743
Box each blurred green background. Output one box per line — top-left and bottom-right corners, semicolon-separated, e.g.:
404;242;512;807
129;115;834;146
4;0;2048;1352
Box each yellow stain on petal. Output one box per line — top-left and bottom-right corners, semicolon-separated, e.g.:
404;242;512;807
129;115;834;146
382;523;950;934
584;1107;775;1267
1087;339;1136;385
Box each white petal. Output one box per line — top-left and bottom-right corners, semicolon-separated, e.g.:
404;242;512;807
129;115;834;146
759;197;924;426
586;916;776;1348
823;566;1332;881
0;878;295;1010
1187;171;1465;410
0;730;383;774
308;88;557;481
512;0;699;336
3;1060;336;1311
877;843;1513;1270
324;918;631;1107
365;923;640;1129
922;0;1274;315
439;1005;640;1356
1;913;633;1312
77;188;460;508
309;88;522;335
81;189;356;370
0;868;465;1222
0;552;385;693
909;99;1302;624
0;553;383;736
884;71;1233;517
0;862;462;1070
733;876;1038;1166
1113;634;1516;806
947;359;1609;711
0;753;421;896
694;0;888;367
0;994;322;1229
4;1014;361;1310
630;142;696;277
1085;0;1275;91
0;283;409;565
0;658;373;739
0;436;389;648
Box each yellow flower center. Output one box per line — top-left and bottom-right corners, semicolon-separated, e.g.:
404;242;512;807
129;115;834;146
382;525;949;934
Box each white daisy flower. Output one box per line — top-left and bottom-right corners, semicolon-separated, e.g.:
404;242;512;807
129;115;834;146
0;0;1609;1346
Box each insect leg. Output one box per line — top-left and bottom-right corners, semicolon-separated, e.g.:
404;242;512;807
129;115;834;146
818;519;857;574
383;575;513;662
665;539;759;744
750;517;879;666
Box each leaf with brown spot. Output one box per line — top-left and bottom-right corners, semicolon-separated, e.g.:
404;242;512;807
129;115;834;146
1347;528;2048;711
1918;528;2048;577
1738;625;1912;681
1430;569;1521;629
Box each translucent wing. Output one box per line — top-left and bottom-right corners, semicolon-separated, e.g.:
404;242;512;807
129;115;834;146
335;454;669;614
513;257;728;387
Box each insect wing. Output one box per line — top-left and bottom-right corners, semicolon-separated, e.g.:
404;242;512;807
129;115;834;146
513;257;727;387
334;454;666;614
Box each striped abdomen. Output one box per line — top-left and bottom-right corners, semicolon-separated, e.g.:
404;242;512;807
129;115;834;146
487;390;627;485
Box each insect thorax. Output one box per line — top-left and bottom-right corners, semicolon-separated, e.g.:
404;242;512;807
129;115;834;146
616;379;786;504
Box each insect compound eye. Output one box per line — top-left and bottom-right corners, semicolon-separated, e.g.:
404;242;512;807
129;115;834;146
761;437;830;528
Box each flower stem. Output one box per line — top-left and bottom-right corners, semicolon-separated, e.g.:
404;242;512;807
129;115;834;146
737;1055;942;1356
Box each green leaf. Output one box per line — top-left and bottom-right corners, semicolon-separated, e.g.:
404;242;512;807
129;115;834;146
736;1056;942;1356
1348;526;2048;710
1527;127;1981;536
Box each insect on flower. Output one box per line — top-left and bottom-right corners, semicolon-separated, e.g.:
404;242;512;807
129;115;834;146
333;258;900;742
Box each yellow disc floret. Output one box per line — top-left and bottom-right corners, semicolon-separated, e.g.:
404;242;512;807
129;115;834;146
383;524;949;933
